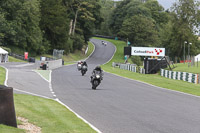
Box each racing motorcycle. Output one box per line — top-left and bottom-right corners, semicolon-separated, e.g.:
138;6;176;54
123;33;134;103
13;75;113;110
91;71;102;90
81;65;87;76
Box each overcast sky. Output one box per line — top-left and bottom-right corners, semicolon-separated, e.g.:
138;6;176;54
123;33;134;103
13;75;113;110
114;0;199;10
157;0;177;10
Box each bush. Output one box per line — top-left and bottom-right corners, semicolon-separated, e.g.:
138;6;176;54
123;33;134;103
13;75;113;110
71;34;85;52
131;56;143;66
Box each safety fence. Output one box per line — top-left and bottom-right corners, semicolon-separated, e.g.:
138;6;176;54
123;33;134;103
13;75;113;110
112;62;145;74
160;69;199;84
9;53;35;63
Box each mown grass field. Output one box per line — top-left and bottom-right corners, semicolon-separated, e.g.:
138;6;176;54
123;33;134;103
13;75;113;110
93;37;200;96
0;66;96;133
171;62;200;74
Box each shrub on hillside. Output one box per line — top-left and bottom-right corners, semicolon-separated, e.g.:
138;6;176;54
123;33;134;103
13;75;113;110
131;56;143;66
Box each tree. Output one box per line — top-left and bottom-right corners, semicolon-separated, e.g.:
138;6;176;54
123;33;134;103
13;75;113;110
144;0;168;25
0;0;43;54
168;0;200;57
110;0;135;34
0;10;6;45
119;15;160;47
63;0;103;52
96;0;115;36
68;0;103;38
40;0;70;53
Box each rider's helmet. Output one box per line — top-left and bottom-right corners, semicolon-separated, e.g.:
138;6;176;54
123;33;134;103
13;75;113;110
95;66;101;71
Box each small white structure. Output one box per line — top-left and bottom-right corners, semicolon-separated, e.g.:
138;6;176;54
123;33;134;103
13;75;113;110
195;54;200;62
0;47;8;63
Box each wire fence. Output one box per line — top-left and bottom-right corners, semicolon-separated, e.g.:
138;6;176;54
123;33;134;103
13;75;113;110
53;49;64;60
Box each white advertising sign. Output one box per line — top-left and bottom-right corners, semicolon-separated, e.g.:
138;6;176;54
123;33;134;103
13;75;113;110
131;47;165;56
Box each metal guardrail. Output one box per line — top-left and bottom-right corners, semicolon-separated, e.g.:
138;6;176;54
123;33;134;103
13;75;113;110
112;62;145;74
160;69;198;84
9;53;35;62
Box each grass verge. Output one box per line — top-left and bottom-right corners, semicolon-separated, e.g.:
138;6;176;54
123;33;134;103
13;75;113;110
0;66;96;133
170;62;200;74
8;56;26;62
63;42;94;65
93;37;200;96
14;94;96;133
35;42;94;65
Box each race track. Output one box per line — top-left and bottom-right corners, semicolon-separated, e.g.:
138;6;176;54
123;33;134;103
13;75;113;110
52;39;200;133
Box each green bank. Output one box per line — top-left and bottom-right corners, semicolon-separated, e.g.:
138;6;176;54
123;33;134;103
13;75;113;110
93;37;200;96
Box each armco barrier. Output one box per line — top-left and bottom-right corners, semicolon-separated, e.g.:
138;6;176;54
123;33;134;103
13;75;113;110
160;69;198;84
112;62;145;74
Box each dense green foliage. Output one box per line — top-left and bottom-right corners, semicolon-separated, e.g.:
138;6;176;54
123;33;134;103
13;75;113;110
0;0;102;55
97;0;200;59
95;0;115;35
1;0;200;59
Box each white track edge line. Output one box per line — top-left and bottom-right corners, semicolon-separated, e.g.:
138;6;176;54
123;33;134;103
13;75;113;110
55;98;102;133
14;88;52;99
84;40;96;61
105;71;200;99
50;66;102;133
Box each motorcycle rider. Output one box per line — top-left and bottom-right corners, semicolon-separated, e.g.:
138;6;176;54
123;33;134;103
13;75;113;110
81;61;88;68
91;66;103;81
77;61;83;71
102;40;104;45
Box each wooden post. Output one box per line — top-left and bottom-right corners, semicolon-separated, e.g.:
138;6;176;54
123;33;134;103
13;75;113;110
0;85;17;127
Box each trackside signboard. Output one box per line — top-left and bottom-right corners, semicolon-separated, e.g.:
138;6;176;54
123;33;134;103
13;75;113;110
131;47;165;56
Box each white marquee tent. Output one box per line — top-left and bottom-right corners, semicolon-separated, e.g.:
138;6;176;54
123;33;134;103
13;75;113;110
195;54;200;62
0;47;8;63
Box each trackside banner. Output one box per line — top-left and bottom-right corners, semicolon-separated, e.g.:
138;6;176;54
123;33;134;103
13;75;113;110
131;47;165;56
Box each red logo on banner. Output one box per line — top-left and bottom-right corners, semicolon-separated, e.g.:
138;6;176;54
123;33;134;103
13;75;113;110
155;49;163;55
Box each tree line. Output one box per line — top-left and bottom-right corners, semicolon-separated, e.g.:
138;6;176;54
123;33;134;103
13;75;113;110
97;0;200;59
0;0;200;59
0;0;102;55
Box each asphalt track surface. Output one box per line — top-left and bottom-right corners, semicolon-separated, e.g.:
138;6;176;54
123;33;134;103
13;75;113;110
2;39;200;133
1;62;53;99
52;39;200;133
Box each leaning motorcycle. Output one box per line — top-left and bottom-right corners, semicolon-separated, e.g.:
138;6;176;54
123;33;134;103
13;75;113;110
81;65;87;76
91;71;102;90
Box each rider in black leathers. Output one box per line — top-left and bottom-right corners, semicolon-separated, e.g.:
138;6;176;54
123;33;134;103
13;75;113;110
81;61;88;67
91;66;103;81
